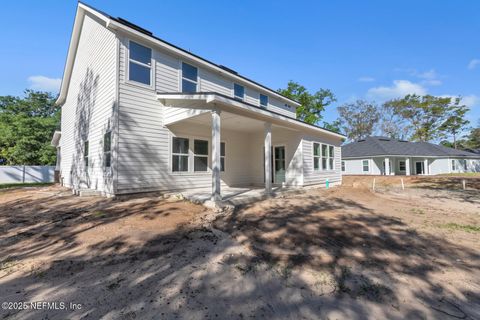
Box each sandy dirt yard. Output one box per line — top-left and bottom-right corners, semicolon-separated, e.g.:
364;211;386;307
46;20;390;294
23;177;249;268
0;180;479;319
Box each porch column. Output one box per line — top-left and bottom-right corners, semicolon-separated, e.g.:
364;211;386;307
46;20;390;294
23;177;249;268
211;109;221;202
385;157;390;175
264;122;272;194
405;158;410;176
424;159;429;175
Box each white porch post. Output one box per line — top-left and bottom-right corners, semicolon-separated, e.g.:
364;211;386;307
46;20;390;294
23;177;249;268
405;158;410;176
211;109;221;201
424;159;429;175
385;157;390;175
264;122;272;194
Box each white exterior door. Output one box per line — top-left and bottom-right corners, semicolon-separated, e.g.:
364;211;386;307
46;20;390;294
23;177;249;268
274;146;286;184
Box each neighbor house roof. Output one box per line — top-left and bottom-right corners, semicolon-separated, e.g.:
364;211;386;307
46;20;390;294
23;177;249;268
56;2;300;108
342;136;480;159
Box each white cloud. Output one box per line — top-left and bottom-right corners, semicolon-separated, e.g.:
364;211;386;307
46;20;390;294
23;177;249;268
462;94;479;107
28;75;61;92
366;80;427;101
358;76;375;82
409;68;442;86
468;59;480;70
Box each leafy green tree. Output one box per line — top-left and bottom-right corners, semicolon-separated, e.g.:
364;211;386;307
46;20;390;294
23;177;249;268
439;98;470;149
383;94;454;142
278;81;336;125
464;122;480;149
337;100;380;141
0;90;59;165
322;119;342;134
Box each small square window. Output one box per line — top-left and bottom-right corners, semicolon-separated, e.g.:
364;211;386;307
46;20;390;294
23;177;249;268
260;94;268;108
234;84;244;100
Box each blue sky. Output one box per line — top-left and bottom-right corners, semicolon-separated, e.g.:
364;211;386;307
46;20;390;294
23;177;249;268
1;0;479;128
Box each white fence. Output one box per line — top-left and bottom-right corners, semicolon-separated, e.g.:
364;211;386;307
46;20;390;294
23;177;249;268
0;166;55;184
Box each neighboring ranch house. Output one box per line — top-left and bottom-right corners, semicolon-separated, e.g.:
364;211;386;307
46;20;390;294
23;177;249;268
341;136;480;176
52;2;345;200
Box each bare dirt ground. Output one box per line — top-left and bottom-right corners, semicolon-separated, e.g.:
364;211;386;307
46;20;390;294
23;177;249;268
0;180;479;319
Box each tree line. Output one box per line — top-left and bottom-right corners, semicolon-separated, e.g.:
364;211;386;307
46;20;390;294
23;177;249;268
278;81;479;150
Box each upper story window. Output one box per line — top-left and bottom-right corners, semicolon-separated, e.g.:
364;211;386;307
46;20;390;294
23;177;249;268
128;41;152;86
234;84;244;100
260;94;268;108
182;62;198;93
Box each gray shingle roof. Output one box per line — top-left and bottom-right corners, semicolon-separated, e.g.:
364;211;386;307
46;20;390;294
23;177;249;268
342;136;480;158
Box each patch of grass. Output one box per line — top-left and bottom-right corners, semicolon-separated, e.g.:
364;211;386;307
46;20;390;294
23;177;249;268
0;182;53;190
439;223;480;233
410;208;425;215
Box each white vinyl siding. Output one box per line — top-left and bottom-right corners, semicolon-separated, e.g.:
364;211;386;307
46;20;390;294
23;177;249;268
302;136;342;187
59;13;117;195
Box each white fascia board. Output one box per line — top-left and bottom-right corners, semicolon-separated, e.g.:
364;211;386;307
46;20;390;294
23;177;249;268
55;3;112;106
157;93;344;139
107;20;300;108
342;155;480;159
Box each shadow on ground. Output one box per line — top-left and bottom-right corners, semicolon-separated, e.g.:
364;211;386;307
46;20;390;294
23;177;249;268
0;186;479;319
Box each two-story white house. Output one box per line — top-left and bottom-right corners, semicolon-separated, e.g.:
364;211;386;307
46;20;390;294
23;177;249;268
53;2;345;201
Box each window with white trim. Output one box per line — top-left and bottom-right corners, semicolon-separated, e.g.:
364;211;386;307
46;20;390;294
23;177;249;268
451;159;456;171
221;142;226;172
322;144;328;170
341;161;345;172
234;84;244;100
104;131;111;168
84;141;89;169
329;145;334;170
194;139;209;172
399;160;406;171
362;160;369;172
172;137;189;172
313;143;321;170
260;94;268;108
461;159;467;170
128;41;152;85
182;62;198;93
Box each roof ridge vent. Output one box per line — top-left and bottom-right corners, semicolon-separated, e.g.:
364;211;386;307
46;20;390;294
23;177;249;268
116;17;153;36
218;65;238;75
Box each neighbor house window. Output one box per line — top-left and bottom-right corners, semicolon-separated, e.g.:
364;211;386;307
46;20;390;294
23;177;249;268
221;142;226;172
362;160;369;172
128;41;152;86
329;146;334;170
172;137;189;172
182;62;198;93
234;84;244;100
341;161;346;172
399;160;406;171
322;144;328;170
260;94;268;108
194;139;208;172
84;141;89;169
461;159;467;170
313;143;321;170
104;131;111;168
451;159;456;171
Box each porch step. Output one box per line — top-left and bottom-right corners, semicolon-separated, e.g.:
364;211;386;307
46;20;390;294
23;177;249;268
76;189;102;197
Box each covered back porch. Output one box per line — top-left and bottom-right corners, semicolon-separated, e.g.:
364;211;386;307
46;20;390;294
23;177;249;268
373;156;432;176
158;93;306;203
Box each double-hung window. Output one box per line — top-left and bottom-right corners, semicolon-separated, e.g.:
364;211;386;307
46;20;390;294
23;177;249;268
260;94;268;108
194;139;209;172
313;143;321;170
341;161;346;172
362;160;369;172
221;142;226;172
399;160;406;171
451;159;456;171
84;141;89;169
104;131;111;168
128;41;152;86
172;137;189;172
182;62;198;93
234;84;244;100
328;146;334;170
321;144;328;170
